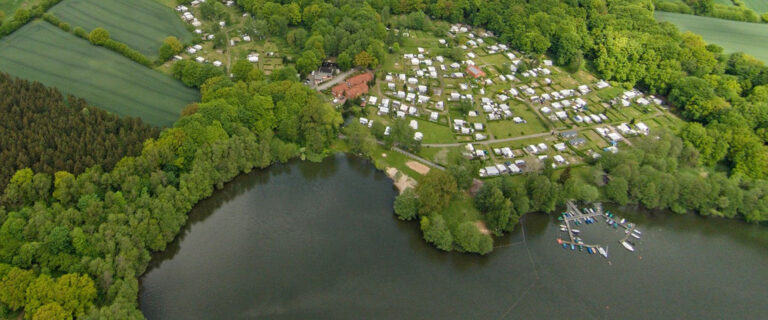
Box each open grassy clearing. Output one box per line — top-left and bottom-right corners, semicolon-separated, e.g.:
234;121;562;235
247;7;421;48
655;11;768;62
0;22;199;126
0;0;41;13
49;0;192;57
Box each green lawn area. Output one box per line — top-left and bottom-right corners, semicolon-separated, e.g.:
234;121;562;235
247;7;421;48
655;11;768;63
49;0;193;57
0;22;199;126
416;119;456;144
0;0;41;13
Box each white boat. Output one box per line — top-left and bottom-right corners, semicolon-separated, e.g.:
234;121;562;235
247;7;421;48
633;229;642;235
559;224;566;228
572;229;580;234
621;241;635;252
620;218;626;224
631;233;641;239
598;246;608;258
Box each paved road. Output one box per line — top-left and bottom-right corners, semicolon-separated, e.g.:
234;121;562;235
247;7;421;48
313;69;359;91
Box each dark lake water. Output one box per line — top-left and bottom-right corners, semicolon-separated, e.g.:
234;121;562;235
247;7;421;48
139;155;768;319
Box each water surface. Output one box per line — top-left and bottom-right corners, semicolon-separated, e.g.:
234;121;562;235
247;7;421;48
140;155;768;319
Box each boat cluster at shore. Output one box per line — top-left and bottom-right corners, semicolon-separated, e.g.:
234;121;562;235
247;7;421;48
556;204;643;260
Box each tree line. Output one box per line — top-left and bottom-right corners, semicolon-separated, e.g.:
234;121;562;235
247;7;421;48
0;0;63;38
0;70;341;317
0;73;159;199
390;129;767;255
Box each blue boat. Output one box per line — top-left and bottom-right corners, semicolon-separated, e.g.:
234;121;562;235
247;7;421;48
562;243;567;249
587;247;593;254
571;244;575;250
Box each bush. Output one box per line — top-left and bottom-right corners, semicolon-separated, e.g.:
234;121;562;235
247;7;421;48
454;221;493;255
41;13;60;25
58;22;70;32
158;36;183;61
654;1;693;14
72;27;87;39
88;27;109;45
420;215;453;251
762;13;768;23
103;39;151;66
394;189;419;221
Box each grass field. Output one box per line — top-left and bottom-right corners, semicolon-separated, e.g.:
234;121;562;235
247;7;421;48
0;22;199;126
742;0;768;13
0;0;37;13
655;11;768;62
49;0;192;57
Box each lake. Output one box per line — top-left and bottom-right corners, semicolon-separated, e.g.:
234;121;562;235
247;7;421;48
139;155;768;319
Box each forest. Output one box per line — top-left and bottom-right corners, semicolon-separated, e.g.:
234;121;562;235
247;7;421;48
0;64;341;318
0;73;159;196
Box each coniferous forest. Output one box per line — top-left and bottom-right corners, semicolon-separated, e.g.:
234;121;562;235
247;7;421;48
0;73;159;194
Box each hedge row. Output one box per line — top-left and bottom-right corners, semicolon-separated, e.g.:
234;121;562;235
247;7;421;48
0;0;64;38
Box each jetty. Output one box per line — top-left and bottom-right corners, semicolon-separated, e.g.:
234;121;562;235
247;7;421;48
556;200;641;258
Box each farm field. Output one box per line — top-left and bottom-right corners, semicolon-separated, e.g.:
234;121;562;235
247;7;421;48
655;11;768;62
0;0;41;13
0;21;199;126
742;0;768;13
49;0;192;57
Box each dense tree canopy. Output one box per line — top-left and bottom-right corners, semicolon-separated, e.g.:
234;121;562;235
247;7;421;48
0;69;341;316
0;74;159;197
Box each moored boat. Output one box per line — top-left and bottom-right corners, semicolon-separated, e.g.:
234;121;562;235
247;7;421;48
598;246;608;258
621;241;635;252
631;233;641;239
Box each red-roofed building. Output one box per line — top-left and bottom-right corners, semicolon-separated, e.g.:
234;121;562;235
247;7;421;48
331;72;373;100
332;83;348;97
466;65;486;79
345;83;369;99
347;72;373;87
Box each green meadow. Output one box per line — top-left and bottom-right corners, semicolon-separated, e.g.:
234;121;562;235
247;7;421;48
0;21;199;126
49;0;192;57
655;11;768;62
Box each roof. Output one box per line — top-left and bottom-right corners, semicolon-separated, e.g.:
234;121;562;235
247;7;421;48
466;65;486;78
344;83;369;99
332;83;347;97
347;72;373;87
